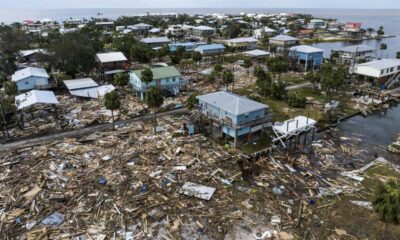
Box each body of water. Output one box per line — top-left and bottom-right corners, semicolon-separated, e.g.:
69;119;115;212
1;8;399;58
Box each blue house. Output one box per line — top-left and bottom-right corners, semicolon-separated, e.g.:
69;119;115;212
193;44;225;56
12;67;49;91
289;45;324;71
168;42;202;52
130;66;186;100
197;91;272;147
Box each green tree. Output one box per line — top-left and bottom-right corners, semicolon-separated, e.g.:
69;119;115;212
261;34;269;47
141;67;153;87
243;58;253;75
186;92;199;110
222;69;234;90
318;63;347;99
113;72;129;86
377;26;385;38
4;81;18;96
288;92;307;108
256;71;272;97
397;51;400;59
223;24;242;39
145;87;164;134
48;32;96;78
214;64;224;73
267;56;289;81
192;51;202;63
131;42;154;63
104;91;121;130
254;66;266;79
380;43;387;59
271;80;287;100
372;181;400;237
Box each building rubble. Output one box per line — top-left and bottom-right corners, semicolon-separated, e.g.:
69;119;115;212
0;115;397;239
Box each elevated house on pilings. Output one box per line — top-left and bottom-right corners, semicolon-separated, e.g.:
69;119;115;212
353;59;400;90
272;116;317;149
288;45;324;72
195;91;272;148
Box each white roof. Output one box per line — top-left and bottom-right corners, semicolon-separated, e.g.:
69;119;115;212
273;116;316;135
225;37;258;43
334;44;376;53
141;37;171;44
243;49;271;57
63;78;98;90
193;25;215;31
356;59;400;71
12;67;49;82
263;26;276;33
290;45;324;53
19;49;45;57
96;52;127;63
270;35;299;41
15;90;59;110
70;85;116;99
197;91;268;115
149;28;161;33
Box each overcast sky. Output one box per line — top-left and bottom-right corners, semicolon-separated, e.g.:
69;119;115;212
1;0;400;9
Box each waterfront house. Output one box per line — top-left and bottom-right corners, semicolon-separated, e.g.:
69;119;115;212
269;35;299;47
141;37;171;49
353;59;400;89
193;44;225;56
128;23;153;31
196;91;272;148
130;66;184;100
289;45;324;71
298;29;314;39
332;44;376;65
344;22;362;32
12;67;49;92
253;26;277;39
344;22;362;38
224;37;258;50
96;52;128;79
192;26;215;38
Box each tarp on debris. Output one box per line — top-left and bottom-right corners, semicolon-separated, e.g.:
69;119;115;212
179;182;216;201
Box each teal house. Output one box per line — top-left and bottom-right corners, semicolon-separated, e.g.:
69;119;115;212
196;91;272;147
129;66;185;100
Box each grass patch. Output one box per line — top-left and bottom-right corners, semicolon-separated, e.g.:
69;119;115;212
239;130;273;153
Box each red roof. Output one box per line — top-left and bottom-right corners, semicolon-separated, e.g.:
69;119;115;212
299;29;313;34
345;22;362;28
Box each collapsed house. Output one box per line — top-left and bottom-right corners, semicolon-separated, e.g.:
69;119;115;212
15;90;59;110
63;78;115;99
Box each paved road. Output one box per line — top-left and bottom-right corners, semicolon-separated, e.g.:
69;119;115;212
286;82;313;91
0;108;189;151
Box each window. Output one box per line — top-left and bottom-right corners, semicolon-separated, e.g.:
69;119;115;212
381;70;384;75
24;80;29;85
166;78;170;83
390;67;394;72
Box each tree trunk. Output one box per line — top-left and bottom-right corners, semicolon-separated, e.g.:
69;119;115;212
153;110;157;134
111;109;115;130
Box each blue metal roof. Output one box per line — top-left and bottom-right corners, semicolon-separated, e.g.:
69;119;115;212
194;44;225;51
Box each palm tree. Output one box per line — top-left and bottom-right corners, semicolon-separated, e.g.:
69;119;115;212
372;181;400;238
380;43;387;59
222;69;234;91
243;58;253;75
104;91;121;130
377;26;385;39
141;67;153;87
113;72;129;87
145;87;164;134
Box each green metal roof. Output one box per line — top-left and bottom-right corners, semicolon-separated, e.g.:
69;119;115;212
132;66;180;80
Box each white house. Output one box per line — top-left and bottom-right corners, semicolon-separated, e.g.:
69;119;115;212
224;37;258;50
353;59;400;88
253;27;277;39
